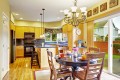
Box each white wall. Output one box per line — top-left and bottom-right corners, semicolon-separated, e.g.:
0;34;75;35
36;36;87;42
0;0;10;79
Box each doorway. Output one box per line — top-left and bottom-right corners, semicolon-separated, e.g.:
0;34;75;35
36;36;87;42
93;13;120;77
1;13;10;79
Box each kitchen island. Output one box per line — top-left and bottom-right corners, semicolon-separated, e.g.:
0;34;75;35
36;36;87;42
35;45;57;69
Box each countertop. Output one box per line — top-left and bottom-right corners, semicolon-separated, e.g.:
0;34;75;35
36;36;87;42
34;44;56;48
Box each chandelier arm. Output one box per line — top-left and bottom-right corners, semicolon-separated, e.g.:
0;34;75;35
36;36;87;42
63;0;86;27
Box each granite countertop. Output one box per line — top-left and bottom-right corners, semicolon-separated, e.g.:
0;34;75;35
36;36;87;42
34;44;56;48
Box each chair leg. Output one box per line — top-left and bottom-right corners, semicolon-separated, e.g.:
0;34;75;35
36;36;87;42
36;55;40;68
50;71;53;80
31;55;33;68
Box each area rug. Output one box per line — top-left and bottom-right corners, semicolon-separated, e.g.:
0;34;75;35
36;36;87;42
34;70;120;80
34;70;50;80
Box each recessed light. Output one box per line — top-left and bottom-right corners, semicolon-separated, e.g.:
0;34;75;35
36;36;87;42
60;10;63;13
20;18;23;20
57;17;60;19
15;13;19;15
37;19;40;21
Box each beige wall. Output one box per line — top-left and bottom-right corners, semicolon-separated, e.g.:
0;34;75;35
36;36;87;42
15;20;62;28
0;0;10;79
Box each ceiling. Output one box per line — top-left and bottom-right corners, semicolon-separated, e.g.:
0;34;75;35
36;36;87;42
9;0;101;22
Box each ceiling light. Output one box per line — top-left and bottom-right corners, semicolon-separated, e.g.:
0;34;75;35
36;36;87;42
37;19;40;21
15;13;19;15
57;17;60;19
20;18;23;20
63;0;87;27
60;10;64;13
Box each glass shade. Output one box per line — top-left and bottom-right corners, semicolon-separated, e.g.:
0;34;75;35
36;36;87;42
71;6;77;12
80;7;87;13
64;9;69;15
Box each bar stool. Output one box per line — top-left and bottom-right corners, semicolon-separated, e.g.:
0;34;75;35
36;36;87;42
31;51;40;68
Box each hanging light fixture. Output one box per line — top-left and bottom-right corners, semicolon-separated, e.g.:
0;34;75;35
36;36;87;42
63;0;87;27
40;8;45;38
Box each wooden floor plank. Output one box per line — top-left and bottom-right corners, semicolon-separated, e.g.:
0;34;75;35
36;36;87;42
3;57;40;80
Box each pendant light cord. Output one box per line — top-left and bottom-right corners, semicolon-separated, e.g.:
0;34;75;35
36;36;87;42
40;13;42;35
42;8;45;34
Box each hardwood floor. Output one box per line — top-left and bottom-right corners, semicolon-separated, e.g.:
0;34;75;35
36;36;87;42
3;57;40;80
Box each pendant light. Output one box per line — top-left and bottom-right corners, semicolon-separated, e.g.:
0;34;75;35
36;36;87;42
40;8;45;38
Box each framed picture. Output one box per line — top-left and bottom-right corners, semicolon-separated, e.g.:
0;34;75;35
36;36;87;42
109;0;118;8
87;10;92;17
93;7;99;15
100;2;107;12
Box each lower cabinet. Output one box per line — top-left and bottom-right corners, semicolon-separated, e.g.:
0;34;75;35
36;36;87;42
16;46;24;58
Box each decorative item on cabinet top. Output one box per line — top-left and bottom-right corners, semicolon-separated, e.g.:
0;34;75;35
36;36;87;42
45;28;62;34
100;2;107;12
109;0;118;8
93;7;99;15
87;10;92;17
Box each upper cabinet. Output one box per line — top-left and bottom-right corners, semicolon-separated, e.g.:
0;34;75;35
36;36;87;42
24;27;35;32
15;26;24;38
29;27;35;32
35;27;40;39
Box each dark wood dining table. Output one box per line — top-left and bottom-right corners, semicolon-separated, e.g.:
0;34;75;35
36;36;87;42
55;55;88;80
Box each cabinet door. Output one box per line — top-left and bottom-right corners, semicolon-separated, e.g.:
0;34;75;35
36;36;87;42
29;27;35;32
16;46;24;57
35;27;40;39
24;27;29;32
15;26;24;38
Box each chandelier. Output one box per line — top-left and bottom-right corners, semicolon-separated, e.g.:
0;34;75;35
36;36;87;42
63;0;87;27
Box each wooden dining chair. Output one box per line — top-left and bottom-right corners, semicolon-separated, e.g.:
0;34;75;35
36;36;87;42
73;52;105;80
89;47;100;53
47;50;72;80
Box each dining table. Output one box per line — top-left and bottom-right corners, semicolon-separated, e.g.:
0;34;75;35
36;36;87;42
55;54;88;80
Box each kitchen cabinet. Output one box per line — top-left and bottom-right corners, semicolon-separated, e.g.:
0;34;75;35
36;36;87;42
24;27;35;32
16;46;24;57
29;27;35;32
15;26;24;38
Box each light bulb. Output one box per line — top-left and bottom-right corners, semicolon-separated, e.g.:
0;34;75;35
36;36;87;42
64;9;69;15
71;6;77;12
80;7;87;13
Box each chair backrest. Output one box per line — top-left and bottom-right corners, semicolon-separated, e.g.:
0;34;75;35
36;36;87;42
89;47;100;53
47;50;57;78
58;47;69;54
85;52;105;80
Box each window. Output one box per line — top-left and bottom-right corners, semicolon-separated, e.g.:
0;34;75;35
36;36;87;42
45;33;51;41
45;28;63;42
45;33;63;42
